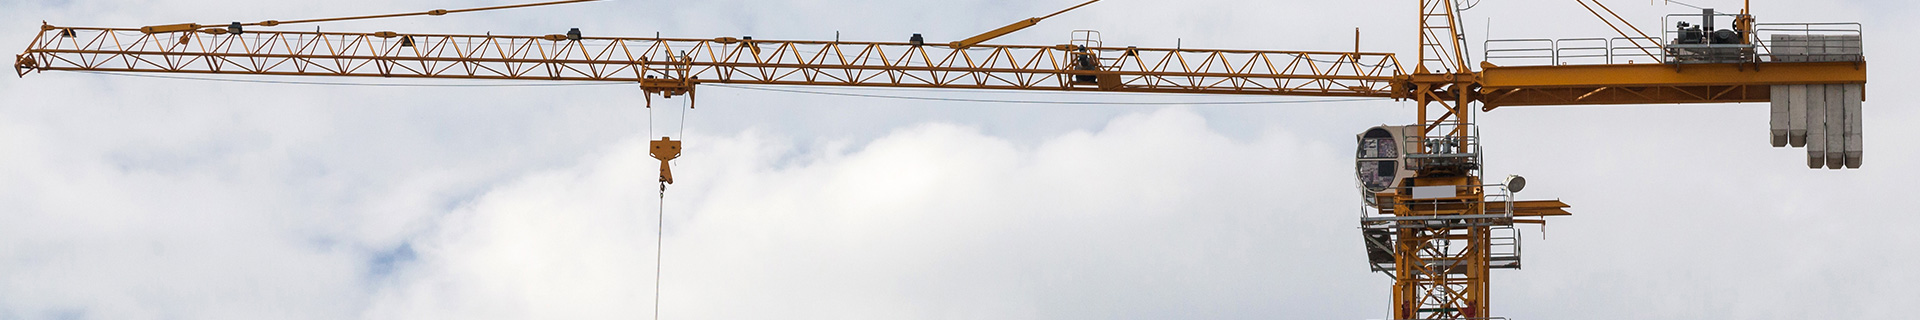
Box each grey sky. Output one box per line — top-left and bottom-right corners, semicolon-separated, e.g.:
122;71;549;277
1;0;1913;320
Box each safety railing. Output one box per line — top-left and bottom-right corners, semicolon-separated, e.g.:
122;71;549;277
1483;37;1664;66
1070;30;1103;51
1483;39;1553;65
1755;22;1863;38
1361;182;1516;220
1401;123;1482;169
1553;38;1609;65
1489;226;1522;269
1610;37;1665;64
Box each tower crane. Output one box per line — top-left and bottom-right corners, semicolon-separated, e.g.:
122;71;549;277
9;0;1869;319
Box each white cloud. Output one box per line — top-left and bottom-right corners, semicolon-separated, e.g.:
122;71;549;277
362;109;1380;320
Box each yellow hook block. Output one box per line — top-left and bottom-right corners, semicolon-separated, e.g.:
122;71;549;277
650;137;681;184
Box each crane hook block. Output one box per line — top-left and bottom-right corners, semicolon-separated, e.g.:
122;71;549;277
650;137;682;184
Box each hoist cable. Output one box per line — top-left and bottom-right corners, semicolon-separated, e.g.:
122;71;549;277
678;97;689;142
653;187;665;320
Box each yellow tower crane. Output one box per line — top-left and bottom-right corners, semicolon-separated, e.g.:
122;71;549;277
9;0;1870;319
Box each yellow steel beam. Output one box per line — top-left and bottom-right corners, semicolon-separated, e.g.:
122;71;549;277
1479;85;1772;108
1486;200;1572;217
1480;61;1866;89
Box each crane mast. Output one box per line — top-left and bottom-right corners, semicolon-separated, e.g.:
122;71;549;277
8;1;1871;319
1378;1;1502;319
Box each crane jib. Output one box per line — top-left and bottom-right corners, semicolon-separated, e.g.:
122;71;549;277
16;26;1407;99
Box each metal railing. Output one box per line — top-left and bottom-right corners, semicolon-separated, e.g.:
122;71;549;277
1483;39;1553;65
1070;30;1103;51
1487;28;1865;65
1610;37;1663;63
1361;182;1516;222
1755;22;1864;38
1554;38;1610;65
1483;37;1664;66
1402;123;1483;166
1489;226;1522;269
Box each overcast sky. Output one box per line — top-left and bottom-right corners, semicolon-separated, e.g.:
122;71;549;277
2;0;1914;319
